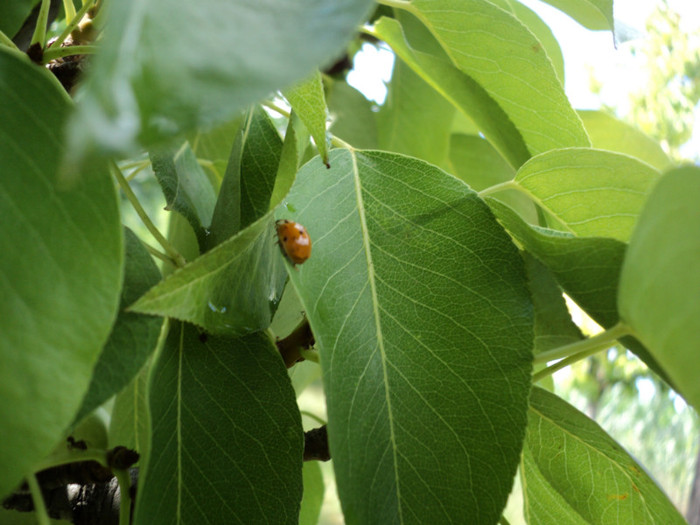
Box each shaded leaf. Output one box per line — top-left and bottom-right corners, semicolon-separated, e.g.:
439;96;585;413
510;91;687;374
130;214;287;336
619;166;700;409
150;142;217;251
209;107;282;247
404;0;590;155
0;0;38;38
75;228;163;423
134;322;303;525
285;71;330;166
372;15;530;168
189;115;245;183
109;359;151;459
514;148;659;241
0;49;122;497
327;80;378;149
270;112;310;212
523;387;685;524
69;0;375;155
281;149;533;524
579;110;672;171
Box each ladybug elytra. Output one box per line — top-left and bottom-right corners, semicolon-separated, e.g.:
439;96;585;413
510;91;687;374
276;219;312;265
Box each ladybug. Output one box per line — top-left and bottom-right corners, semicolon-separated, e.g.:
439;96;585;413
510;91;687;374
276;219;312;265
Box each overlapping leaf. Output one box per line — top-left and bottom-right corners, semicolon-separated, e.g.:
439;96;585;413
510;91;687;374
513;148;660;241
69;0;375;155
619;167;700;409
538;0;614;31
0;49;122;497
327;81;378;149
134;323;303;525
523;388;685;524
282;149;533;523
285;71;330;166
75;228;163;423
402;0;590;155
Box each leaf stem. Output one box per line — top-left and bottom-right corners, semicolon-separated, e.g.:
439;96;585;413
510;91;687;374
142;241;176;265
532;323;630;383
299;348;320;364
262;100;290;118
42;44;97;62
114;468;132;525
62;0;77;24
477;180;519;197
30;0;52;47
0;30;19;50
376;0;412;9
300;410;327;426
27;474;50;525
331;136;354;150
52;0;96;49
111;162;186;267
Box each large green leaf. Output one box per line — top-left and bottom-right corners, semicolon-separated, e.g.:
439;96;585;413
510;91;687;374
619;167;700;409
74;228;163;423
372;16;530;168
578;110;672;171
523;388;685;524
513;148;660;241
69;0;375;155
538;0;613;31
0;0;38;38
134;322;303;524
209;106;283;247
282;149;533;523
402;0;590;155
285;71;330;167
131;213;287;335
0;50;122;497
150;142;218;251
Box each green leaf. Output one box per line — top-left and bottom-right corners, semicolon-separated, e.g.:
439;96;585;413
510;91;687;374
270;111;309;211
619;167;700;409
134;323;303;525
579;110;673;171
513;148;660;241
0;49;122;498
109;359;151;459
299;462;325;525
489;0;565;85
150;142;217;251
327;80;378;149
403;0;590;155
285;71;330;167
487;199;624;329
130;214;287;335
523;253;582;354
0;0;38;39
69;0;375;154
378;55;454;168
75;228;163;423
538;0;614;31
209;107;282;247
372;15;530;168
189;115;245;183
523;387;685;524
282;149;533;523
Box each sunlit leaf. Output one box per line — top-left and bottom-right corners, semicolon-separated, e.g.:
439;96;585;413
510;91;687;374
282;149;533;523
299;462;324;525
402;0;590;155
0;49;122;497
523;387;685;524
134;322;303;525
69;0;375;155
513;148;659;241
538;0;614;31
285;71;330;167
619;166;700;409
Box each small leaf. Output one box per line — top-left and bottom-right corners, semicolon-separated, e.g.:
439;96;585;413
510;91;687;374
579;110;672;171
282;149;533;523
514;148;660;241
150;142;217;250
523;387;685;524
619;167;700;409
134;322;303;525
109;360;151;459
285;71;330;166
270;111;310;211
372;15;530;168
404;0;590;155
74;228;163;423
0;49;122;497
131;214;287;335
327;81;378;149
69;0;375;154
209;107;282;247
299;462;324;525
538;0;613;31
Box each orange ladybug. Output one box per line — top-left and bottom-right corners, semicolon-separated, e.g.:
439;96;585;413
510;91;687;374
276;219;312;265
